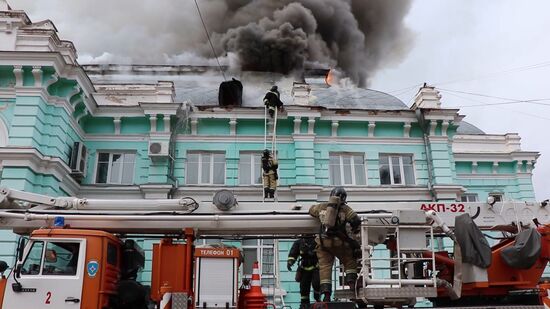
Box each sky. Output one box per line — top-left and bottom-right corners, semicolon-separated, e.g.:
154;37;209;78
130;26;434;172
11;0;549;201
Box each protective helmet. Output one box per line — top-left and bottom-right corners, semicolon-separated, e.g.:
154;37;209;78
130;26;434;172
270;85;278;92
330;187;347;202
263;149;271;157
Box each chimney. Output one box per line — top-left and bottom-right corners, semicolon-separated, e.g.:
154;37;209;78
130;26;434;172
291;82;311;106
411;83;442;109
218;78;243;107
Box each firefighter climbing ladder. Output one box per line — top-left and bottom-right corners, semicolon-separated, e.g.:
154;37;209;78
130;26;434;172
262;105;279;202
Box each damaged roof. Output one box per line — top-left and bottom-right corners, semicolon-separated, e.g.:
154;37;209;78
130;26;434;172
84;64;407;111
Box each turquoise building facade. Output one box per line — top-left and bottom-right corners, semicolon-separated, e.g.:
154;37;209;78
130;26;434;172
0;4;540;308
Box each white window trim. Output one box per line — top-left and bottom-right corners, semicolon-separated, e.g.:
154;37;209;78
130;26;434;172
242;239;276;279
329;152;367;186
379;154;416;186
186;151;226;185
460;193;479;202
239;152;262;186
94;151;136;185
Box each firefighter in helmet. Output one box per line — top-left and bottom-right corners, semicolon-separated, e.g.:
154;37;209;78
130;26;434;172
308;187;362;301
263;85;284;118
261;149;278;199
287;236;321;309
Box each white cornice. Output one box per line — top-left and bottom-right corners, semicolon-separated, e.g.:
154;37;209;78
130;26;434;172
0;51;97;112
0;147;79;195
454;152;539;163
456;174;523;179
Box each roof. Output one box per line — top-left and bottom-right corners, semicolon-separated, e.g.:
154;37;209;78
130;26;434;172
456;121;485;135
84;65;407;111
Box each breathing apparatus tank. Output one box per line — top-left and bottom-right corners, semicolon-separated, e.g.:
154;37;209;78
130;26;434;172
322;196;341;229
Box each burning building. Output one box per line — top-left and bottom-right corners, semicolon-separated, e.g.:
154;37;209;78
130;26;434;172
0;2;541;307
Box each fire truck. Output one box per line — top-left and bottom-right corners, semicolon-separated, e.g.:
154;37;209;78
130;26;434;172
0;187;549;309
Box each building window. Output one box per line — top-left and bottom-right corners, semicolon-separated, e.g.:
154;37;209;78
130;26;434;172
379;154;415;185
239;152;262;185
95;152;135;184
242;239;276;285
186;152;225;185
460;194;478;202
329;153;366;186
489;193;503;202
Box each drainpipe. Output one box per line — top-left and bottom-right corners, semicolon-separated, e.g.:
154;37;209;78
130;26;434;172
168;103;191;198
415;109;437;201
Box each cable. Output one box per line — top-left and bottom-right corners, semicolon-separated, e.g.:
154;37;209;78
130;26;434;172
438;88;550;107
194;0;226;81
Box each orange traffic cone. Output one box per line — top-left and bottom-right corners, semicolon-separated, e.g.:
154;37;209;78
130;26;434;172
243;261;267;309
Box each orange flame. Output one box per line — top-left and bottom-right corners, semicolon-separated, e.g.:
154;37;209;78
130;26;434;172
325;69;334;86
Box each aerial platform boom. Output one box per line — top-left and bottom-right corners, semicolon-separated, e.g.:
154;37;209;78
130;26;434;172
0;187;547;235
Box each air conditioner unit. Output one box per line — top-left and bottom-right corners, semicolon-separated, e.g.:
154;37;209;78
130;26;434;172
69;142;87;180
148;141;170;160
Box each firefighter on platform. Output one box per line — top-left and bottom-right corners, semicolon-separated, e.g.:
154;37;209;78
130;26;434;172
309;187;362;302
287;236;321;309
263;85;284;118
261;149;278;199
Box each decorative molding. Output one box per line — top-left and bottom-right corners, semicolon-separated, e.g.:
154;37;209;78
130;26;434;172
31;66;42;87
368;122;376;137
492;161;499;174
113;117;121;134
229;118;237;136
190;118;198;135
12;65;23;86
429;120;437;136
150;115;157;133
307;117;315;134
43;72;58;88
403;122;411;137
472;161;478;174
331;120;339;137
441;120;450;136
0;147;79;195
293;117;302;134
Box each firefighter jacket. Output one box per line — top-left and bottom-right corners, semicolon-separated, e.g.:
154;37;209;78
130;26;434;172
309;202;361;240
263;90;283;109
261;156;278;179
288;238;319;271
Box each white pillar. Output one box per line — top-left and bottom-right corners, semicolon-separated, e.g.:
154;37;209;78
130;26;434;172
331;120;339;137
164;115;171;132
150;115;157;133
307;117;315;134
229;118;237;135
403;122;411;138
113;117;121;134
492;162;499;174
13;65;23;87
516;161;523;173
368;122;376;137
32;66;42;87
190;118;198;135
293;117;302;134
441;120;450;136
472;161;478;174
429;120;438;136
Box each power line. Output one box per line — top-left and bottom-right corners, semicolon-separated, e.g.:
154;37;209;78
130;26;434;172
438;88;550;107
194;0;226;81
442;91;550;121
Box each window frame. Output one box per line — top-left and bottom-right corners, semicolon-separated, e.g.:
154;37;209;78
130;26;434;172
186;151;226;185
460;193;479;202
329;152;367;186
241;239;276;280
379;154;416;186
489;193;503;202
238;152;262;185
94;151;136;185
20;239;84;277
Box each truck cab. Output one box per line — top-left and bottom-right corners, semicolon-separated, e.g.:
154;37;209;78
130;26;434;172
0;228;145;309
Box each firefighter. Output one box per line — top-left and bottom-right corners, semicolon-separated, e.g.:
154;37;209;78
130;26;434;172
261;149;278;199
308;187;362;302
263;85;284;118
287;236;321;309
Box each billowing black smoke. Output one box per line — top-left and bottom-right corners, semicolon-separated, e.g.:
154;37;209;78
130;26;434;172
204;0;413;87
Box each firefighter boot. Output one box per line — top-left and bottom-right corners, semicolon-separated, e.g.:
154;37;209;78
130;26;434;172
299;301;310;309
269;189;275;198
345;272;358;290
264;188;269;199
320;283;331;302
